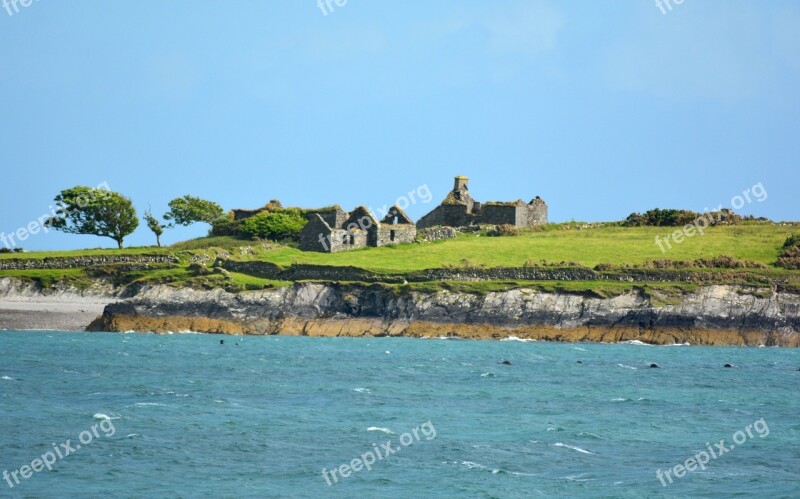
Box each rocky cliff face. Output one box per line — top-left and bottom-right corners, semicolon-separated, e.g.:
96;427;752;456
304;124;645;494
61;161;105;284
0;277;120;300
92;283;800;346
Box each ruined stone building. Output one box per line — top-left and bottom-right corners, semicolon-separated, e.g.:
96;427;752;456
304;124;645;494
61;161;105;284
299;205;417;253
416;176;547;229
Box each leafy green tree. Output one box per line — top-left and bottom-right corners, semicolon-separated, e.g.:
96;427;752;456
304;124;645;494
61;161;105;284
164;195;225;227
47;186;138;249
240;209;308;241
143;208;165;247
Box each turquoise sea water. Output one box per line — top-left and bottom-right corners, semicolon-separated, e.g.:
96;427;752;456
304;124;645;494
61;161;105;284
0;331;798;498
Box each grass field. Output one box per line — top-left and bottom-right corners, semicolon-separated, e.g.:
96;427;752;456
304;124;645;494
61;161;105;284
2;224;796;271
1;224;798;292
233;225;797;272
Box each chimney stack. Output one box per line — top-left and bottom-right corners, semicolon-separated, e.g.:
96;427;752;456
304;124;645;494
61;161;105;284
454;176;469;191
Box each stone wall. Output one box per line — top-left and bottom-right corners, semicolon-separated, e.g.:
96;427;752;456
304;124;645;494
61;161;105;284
331;228;368;252
376;225;416;247
526;198;548;225
417;226;458;242
216;259;792;287
0;255;179;271
309;208;348;228
298;215;332;252
419;201;548;229
416;205;476;229
480;204;518;225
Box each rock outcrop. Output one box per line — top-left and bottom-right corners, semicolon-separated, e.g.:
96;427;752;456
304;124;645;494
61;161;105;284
91;283;800;346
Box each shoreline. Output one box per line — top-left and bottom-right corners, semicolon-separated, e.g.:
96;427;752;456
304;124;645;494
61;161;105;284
2;277;799;347
85;314;798;347
0;300;109;333
0;307;794;347
0;316;792;348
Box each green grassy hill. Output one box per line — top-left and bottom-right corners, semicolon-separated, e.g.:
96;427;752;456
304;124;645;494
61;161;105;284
230;224;795;272
1;223;798;293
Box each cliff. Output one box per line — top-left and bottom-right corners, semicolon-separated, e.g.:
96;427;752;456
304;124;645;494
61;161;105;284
90;282;800;346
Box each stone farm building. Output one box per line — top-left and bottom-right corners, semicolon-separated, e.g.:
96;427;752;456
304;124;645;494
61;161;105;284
416;176;547;229
299;205;417;253
232;175;545;253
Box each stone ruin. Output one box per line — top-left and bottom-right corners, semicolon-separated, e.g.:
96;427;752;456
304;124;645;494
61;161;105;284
416;176;547;229
299;205;417;253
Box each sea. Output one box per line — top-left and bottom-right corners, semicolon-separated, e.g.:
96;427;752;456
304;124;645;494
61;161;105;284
0;331;798;498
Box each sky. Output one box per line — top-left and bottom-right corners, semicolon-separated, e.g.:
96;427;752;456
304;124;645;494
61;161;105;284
0;0;798;250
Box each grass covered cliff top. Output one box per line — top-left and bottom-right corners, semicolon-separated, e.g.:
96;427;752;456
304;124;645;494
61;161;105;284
2;223;799;294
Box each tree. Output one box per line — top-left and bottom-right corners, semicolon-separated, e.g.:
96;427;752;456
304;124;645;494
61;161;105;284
240;209;308;241
143;208;165;247
164;195;225;227
47;186;139;249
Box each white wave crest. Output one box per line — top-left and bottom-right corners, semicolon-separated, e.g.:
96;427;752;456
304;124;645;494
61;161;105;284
554;442;595;455
93;413;120;420
367;427;394;435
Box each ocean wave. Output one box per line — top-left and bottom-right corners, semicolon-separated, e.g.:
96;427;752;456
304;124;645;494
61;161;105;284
461;461;486;470
133;402;167;407
460;461;502;474
500;336;536;342
610;397;628;402
619;340;651;346
559;472;594;482
367;427;394;435
577;432;604;440
554;442;595;455
1;376;12;381
480;372;494;378
93;413;120;420
617;364;638;370
353;387;371;393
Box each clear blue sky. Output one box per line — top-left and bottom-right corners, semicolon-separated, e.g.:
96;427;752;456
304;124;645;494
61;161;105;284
1;0;798;250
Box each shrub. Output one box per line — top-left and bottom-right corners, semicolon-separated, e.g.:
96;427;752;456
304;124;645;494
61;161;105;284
210;215;239;237
239;209;308;242
623;208;743;227
777;234;800;269
641;256;768;270
487;224;519;237
783;234;800;249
